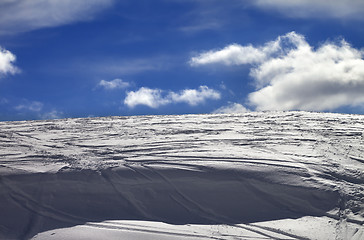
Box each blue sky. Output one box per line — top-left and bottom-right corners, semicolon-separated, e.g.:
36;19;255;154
1;0;364;120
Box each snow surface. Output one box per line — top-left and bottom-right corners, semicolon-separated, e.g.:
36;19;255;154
0;111;363;239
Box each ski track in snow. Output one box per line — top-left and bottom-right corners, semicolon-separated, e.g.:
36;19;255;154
0;111;363;239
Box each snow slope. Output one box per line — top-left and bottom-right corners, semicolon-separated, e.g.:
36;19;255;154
0;111;363;239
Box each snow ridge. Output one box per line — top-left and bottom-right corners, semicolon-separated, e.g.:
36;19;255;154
0;111;363;239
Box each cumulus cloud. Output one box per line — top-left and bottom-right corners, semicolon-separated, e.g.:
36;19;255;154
169;86;221;106
191;32;364;111
251;0;364;19
124;87;169;108
213;103;250;114
0;0;114;35
124;86;220;108
98;79;130;90
0;46;18;77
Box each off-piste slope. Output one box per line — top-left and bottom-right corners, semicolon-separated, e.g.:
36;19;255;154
0;111;363;239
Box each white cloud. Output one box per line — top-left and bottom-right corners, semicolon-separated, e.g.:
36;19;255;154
251;0;364;20
191;32;364;112
169;86;221;106
249;35;364;111
124;87;170;108
0;0;114;35
15;101;43;112
124;86;220;108
98;79;130;90
213;103;250;114
0;46;18;77
190;44;265;66
189;32;304;66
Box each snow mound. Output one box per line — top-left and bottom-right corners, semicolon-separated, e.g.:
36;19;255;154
0;111;363;239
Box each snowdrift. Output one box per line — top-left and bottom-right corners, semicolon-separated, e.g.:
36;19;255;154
0;111;363;239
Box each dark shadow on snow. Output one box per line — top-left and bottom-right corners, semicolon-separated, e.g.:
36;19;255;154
0;167;340;239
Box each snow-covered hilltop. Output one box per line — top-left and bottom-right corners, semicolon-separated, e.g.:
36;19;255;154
0;111;363;239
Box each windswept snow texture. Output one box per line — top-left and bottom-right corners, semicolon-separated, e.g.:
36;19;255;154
0;111;363;239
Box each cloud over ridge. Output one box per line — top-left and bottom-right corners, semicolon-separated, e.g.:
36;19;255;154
124;86;220;108
15;101;43;112
191;32;364;111
124;87;169;109
213;103;250;114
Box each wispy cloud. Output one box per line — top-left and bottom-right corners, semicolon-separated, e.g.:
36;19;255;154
213;103;250;114
0;0;114;35
179;21;222;33
0;98;9;105
41;110;64;120
15;100;43;112
251;0;364;20
14;99;64;119
124;86;220;108
98;79;130;90
191;32;364;111
0;46;19;77
177;0;245;33
81;57;169;76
